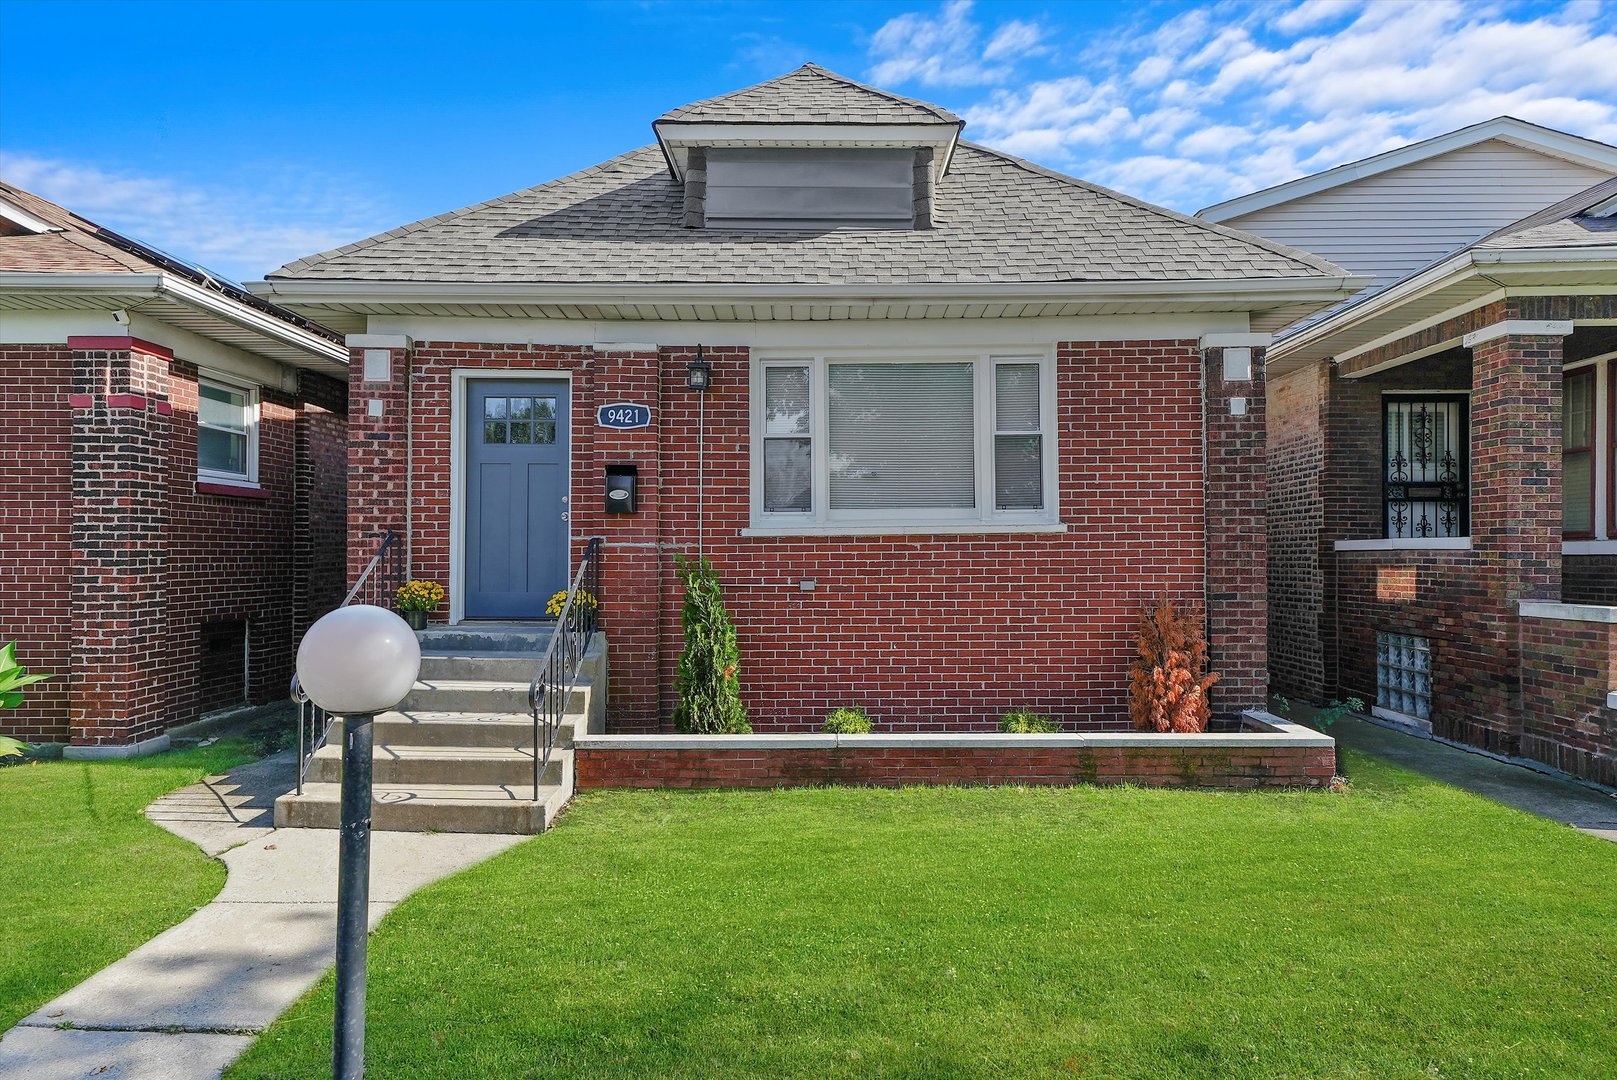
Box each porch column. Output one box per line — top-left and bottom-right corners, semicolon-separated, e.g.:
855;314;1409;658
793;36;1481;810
346;335;412;591
1201;337;1268;716
1463;322;1568;604
66;336;173;755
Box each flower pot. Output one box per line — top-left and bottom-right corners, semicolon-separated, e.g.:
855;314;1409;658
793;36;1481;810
401;609;428;631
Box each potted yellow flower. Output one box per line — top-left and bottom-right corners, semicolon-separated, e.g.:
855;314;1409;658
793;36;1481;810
395;580;445;631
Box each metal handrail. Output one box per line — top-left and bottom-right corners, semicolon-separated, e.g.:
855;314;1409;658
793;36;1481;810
528;537;603;799
292;530;403;796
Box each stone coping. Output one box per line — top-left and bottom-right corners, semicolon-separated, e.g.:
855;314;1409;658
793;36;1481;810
574;709;1334;751
1519;601;1617;624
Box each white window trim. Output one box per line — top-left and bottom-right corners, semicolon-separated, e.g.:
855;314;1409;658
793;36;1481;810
1564;352;1614;540
196;371;260;487
748;349;1060;534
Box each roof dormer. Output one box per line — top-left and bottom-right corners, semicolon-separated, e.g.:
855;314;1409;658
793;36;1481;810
653;63;963;231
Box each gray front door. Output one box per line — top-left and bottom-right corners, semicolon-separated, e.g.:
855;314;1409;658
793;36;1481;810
466;379;569;619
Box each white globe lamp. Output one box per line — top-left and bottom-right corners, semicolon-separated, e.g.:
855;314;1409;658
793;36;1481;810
296;604;420;716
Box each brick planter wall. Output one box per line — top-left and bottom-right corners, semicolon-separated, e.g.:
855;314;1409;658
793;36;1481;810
1520;608;1617;787
574;718;1335;790
379;336;1263;734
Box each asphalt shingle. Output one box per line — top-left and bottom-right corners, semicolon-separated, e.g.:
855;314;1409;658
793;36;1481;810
656;63;960;126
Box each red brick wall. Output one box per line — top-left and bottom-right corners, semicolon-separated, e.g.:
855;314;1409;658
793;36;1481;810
1266;361;1326;702
392;337;1249;732
1203;345;1268;712
1520;615;1616;787
1564;557;1617;605
0;337;347;747
575;741;1335;789
0;344;72;741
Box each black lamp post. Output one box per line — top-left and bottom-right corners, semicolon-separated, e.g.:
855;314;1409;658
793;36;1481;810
295;604;421;1080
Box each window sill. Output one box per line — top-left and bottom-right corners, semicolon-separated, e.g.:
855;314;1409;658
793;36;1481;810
197;480;269;500
1371;706;1432;735
1334;537;1471;552
1563;540;1617;555
740;522;1069;539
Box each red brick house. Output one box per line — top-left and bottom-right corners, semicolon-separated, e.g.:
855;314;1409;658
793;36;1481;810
1202;119;1617;786
253;65;1362;734
0;182;350;756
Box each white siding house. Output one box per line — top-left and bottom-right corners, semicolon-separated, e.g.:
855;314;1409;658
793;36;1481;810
1200;118;1617;297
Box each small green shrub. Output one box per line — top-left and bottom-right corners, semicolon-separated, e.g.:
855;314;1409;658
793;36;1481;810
822;707;873;734
998;708;1058;734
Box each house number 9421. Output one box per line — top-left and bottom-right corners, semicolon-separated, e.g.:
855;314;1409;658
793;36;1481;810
597;403;652;430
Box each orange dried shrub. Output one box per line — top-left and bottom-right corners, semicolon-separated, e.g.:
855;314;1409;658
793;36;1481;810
1129;598;1220;733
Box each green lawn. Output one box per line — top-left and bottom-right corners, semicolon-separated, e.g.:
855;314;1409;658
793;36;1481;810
0;740;256;1030
229;754;1616;1080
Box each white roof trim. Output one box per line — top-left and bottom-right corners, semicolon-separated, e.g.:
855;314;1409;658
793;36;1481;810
1199;117;1617;222
654;121;961;183
0;197;63;234
0;270;348;370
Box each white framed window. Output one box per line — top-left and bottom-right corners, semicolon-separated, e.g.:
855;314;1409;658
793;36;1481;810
750;351;1058;532
197;374;259;485
1375;631;1432;722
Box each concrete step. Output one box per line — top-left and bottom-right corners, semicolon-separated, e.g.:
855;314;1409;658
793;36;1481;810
400;677;592;715
307;742;567;787
329;710;583;749
418;652;541;682
415;624;554;655
275;781;566;834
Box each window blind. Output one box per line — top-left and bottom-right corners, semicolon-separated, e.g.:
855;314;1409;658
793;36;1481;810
827;362;975;510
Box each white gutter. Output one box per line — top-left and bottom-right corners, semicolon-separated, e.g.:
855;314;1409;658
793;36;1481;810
0;271;348;368
249;275;1368;309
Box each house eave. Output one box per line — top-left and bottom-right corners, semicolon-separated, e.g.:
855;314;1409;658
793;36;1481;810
0;271;350;373
652;121;964;183
1266;248;1617;372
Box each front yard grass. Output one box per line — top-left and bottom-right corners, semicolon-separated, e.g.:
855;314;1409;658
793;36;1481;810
0;740;255;1030
230;753;1616;1079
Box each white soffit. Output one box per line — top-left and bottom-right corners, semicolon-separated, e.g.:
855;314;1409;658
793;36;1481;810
654;122;961;183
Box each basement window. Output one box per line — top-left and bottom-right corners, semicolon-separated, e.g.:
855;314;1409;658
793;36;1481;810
704;148;916;230
1375;631;1431;722
198;375;259;486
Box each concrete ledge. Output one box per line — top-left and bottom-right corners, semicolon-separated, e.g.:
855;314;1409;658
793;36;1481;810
1520;601;1617;624
63;733;171;760
1334;537;1471;552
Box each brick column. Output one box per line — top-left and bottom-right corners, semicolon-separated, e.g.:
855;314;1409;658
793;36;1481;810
294;369;349;637
1465;328;1565;604
1202;341;1268;716
347;335;411;588
66;336;173;754
590;346;663;731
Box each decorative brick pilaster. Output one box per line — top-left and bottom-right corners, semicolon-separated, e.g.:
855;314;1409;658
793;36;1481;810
591;347;663;730
295;370;349;637
1468;331;1563;605
67;337;172;748
1203;344;1267;715
347;336;412;587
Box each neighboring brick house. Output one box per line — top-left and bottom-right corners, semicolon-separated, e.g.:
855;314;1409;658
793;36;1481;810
253;64;1361;734
1201;119;1617;786
0;182;350;756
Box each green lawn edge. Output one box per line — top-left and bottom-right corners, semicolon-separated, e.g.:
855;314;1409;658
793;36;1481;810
0;740;257;1030
228;750;1617;1080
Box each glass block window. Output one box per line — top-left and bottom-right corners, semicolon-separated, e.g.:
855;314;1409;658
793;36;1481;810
198;377;257;483
1384;395;1468;538
484;396;557;444
1376;631;1432;720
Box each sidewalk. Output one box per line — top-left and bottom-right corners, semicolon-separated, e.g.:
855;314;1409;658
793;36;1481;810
1333;715;1617;842
0;750;525;1080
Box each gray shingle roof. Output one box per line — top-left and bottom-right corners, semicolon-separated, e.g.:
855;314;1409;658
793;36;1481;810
270;142;1345;285
1471;175;1617;252
656;63;960;126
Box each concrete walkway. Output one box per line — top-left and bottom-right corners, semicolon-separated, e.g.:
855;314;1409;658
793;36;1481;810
1334;715;1617;842
0;750;525;1080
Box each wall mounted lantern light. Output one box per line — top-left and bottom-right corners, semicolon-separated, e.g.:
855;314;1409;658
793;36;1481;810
686;345;712;392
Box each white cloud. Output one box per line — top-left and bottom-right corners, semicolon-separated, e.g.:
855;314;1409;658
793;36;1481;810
0;152;394;282
906;0;1617;210
868;0;1048;87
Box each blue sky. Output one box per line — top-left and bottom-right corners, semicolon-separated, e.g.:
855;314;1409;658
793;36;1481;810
2;0;1614;283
